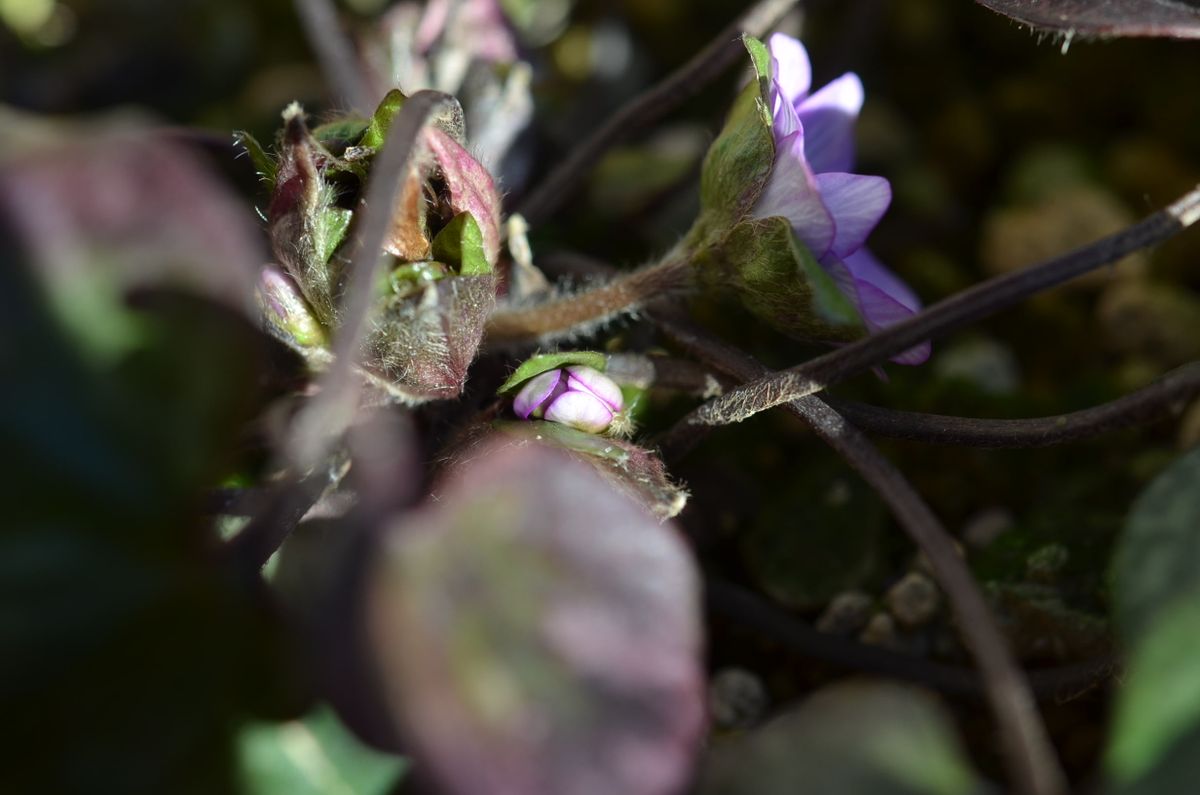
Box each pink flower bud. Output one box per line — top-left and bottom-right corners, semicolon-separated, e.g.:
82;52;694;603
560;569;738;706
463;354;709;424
512;365;624;433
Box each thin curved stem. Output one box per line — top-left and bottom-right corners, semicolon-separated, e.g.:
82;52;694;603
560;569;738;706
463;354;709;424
223;456;346;578
515;0;801;225
826;361;1200;447
294;0;372;113
684;184;1200;429
657;315;1067;795
707;579;1119;702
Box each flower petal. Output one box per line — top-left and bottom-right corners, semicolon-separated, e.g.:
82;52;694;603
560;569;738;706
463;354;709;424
769;77;802;141
843;248;920;311
768;33;812;106
854;279;931;364
827;250;928;364
545;391;615;433
753;130;835;258
566;366;624;413
814;173;891;260
513;369;564;419
796;73;864;173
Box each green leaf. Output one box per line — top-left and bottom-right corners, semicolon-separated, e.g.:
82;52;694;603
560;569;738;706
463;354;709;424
359;89;407;151
431;212;492;275
700;215;865;342
496;351;609;394
1111;448;1200;644
696;682;981;795
239;706;406;795
312;117;370;153
234;130;277;184
1107;594;1200;788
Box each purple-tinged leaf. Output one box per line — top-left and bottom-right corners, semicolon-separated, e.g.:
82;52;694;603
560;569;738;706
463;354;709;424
486;421;689;520
425;126;503;266
975;0;1200;40
0;111;262;344
366;441;704;795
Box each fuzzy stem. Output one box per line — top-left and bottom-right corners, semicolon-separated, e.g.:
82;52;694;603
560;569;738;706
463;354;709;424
486;252;695;343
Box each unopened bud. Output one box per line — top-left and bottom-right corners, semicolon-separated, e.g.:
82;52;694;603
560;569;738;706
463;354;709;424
256;264;328;349
513;365;624;434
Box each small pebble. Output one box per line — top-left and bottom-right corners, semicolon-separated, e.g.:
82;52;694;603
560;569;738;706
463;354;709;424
815;590;874;636
885;572;941;629
708;667;768;731
858;612;900;650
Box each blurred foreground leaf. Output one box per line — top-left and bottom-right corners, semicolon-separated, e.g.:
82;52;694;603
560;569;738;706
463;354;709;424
696;682;984;795
1111;447;1200;645
1106;448;1200;791
0;114;303;793
366;441;704;795
1106;597;1200;791
238;706;406;795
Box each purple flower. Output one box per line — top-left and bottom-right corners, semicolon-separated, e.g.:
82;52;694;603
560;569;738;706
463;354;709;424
513;366;624;434
753;33;929;364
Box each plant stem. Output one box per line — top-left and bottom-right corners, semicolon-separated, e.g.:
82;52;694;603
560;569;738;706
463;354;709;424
657;315;1068;795
707;579;1118;701
515;0;801;224
684;184;1200;428
827;361;1200;447
294;0;372;113
485;252;695;343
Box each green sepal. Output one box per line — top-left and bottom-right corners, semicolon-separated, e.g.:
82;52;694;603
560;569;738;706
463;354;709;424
384;261;451;301
312;117;370;153
315;206;354;265
696;35;775;236
497;351;609;395
431;212;492;276
359;89;407;151
619;384;647;424
699;215;865;342
233;130;277;184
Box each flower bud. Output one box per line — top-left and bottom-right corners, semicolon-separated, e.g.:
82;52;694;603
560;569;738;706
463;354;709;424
256;264;328;350
243;91;505;401
513;365;624;434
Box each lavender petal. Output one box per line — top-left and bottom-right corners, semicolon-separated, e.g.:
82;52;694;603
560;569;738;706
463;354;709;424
767;33;812;107
513;369;565;419
753;131;836;259
815;173;892;260
795;73;864;173
566;366;624;413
